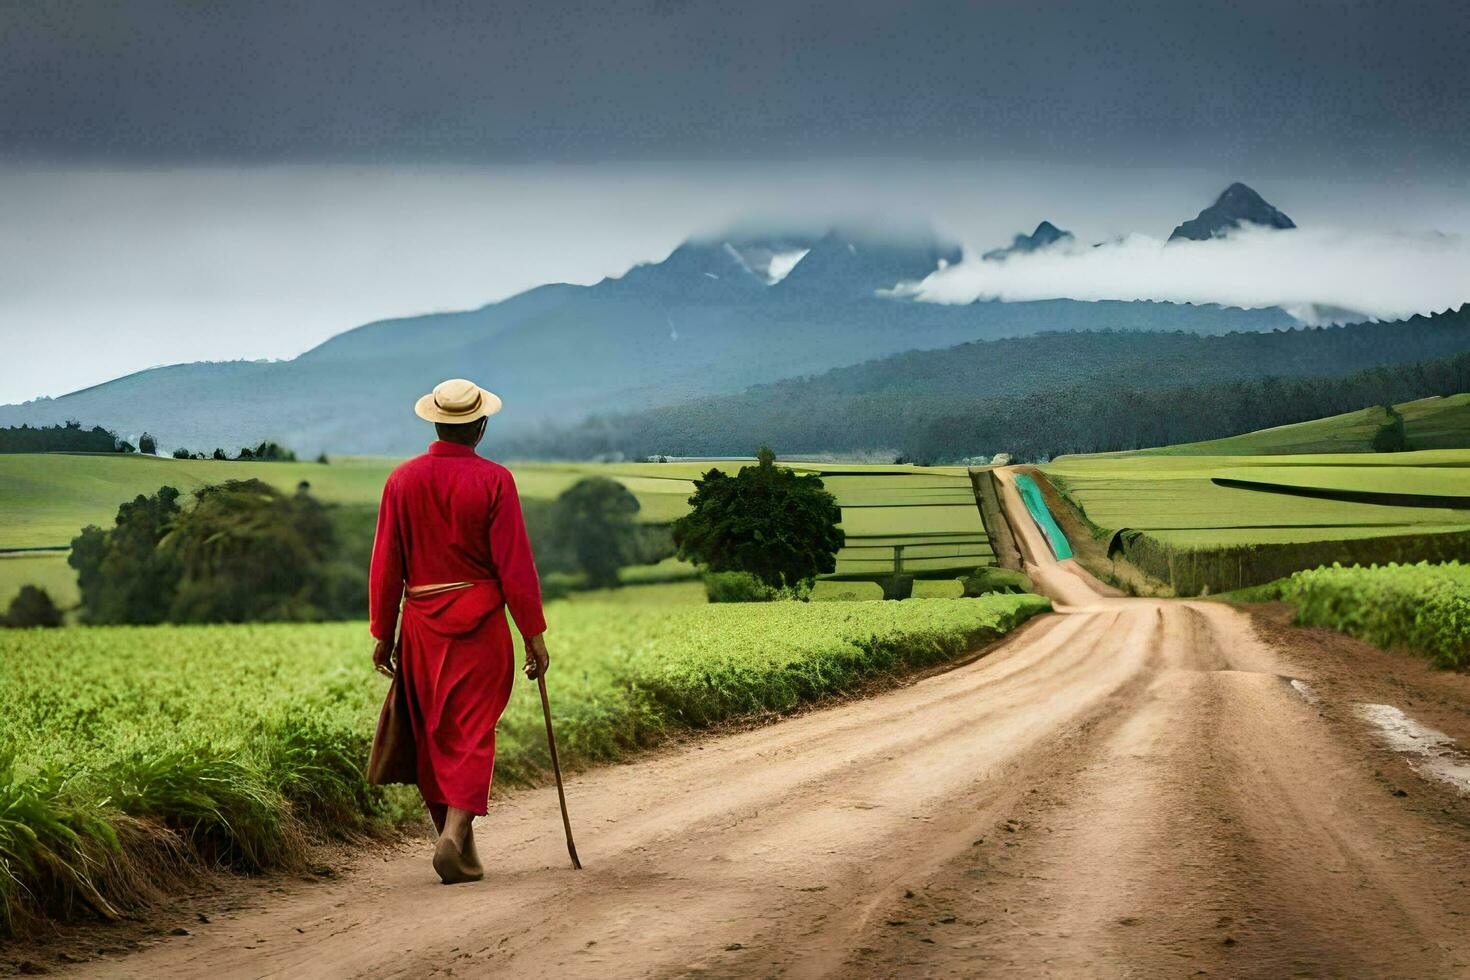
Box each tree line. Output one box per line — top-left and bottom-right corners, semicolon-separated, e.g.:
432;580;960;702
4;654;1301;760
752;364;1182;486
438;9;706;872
0;420;304;462
0;420;138;454
171;440;300;461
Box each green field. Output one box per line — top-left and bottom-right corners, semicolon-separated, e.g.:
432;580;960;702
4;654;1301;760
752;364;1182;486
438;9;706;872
0;454;700;552
0;455;996;607
1044;450;1470;547
1134;393;1470;456
1043;449;1470;593
0;591;1047;933
0;552;77;607
1212;463;1470;503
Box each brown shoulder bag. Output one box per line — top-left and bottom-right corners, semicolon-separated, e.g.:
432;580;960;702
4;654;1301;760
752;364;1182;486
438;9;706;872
367;668;417;786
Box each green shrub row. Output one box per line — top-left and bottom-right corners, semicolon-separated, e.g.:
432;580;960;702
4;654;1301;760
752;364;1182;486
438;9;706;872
1257;561;1469;670
1116;528;1470;596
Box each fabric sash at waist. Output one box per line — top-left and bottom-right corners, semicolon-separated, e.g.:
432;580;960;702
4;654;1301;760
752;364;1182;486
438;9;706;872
402;579;504;638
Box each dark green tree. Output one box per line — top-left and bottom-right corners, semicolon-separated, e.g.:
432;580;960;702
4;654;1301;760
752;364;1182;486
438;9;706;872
0;420;122;454
1371;404;1409;453
4;585;63;628
69;486;183;624
551;477;642;588
212;448;228;460
138;432;157;455
673;447;844;591
166;479;335;622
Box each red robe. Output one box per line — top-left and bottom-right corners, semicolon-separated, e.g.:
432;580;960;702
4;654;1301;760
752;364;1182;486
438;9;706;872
369;440;547;814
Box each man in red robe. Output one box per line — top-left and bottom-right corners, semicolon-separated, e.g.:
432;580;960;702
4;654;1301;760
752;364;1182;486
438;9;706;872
369;378;550;884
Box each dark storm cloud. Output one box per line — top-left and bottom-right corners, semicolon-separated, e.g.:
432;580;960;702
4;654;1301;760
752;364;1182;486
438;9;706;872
2;0;1467;172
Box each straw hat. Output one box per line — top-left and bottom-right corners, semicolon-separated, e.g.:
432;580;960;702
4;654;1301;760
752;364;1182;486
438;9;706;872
414;379;503;424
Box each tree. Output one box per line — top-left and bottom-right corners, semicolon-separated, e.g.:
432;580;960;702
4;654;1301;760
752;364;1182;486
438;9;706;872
1371;404;1409;453
173;447;192;459
212;448;228;460
672;447;844;592
138;432;157;455
551;477;642;588
166;479;335;622
4;585;63;628
69;486;183;624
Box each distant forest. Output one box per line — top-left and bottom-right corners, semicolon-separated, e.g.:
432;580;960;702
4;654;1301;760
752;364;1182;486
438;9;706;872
0;421;134;454
0;421;303;462
504;306;1470;461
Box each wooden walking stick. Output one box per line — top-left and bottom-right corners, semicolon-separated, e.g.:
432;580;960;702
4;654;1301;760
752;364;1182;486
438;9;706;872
537;672;583;869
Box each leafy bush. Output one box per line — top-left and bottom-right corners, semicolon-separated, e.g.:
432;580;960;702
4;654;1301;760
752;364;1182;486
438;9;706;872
959;567;1034;597
1275;561;1468;670
704;570;777;602
4;585;63;628
0;592;1048;934
1112;527;1470;597
702;570;814;602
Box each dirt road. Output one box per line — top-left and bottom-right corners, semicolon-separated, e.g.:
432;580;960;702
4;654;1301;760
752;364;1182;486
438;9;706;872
62;470;1470;978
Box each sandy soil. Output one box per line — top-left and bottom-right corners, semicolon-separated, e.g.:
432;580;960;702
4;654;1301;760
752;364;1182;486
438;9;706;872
16;470;1470;979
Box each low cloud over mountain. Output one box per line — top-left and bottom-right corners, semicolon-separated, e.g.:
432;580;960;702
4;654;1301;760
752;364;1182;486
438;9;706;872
893;224;1470;324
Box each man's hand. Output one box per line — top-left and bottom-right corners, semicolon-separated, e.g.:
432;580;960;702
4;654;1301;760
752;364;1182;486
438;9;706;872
523;633;550;681
372;638;395;678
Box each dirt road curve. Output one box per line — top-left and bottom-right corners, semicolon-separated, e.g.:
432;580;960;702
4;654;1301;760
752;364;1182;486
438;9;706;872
71;470;1470;979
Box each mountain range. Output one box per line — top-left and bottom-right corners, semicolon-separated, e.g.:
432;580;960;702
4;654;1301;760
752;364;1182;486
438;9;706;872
3;184;1314;455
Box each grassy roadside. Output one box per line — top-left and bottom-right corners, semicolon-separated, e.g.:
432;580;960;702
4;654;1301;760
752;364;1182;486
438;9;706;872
1222;561;1468;670
0;592;1048;937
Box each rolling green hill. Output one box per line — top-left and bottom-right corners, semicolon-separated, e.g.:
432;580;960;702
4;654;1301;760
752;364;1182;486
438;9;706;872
1133;393;1470;456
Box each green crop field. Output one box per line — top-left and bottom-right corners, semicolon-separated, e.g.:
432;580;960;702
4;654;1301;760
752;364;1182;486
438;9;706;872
0;454;704;552
1044;451;1470;547
0;455;997;607
1043;450;1470;594
1134;393;1470;456
1212;464;1470;502
0;592;1047;934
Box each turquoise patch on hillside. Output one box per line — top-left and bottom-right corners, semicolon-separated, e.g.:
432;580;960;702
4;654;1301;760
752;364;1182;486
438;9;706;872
1014;473;1073;560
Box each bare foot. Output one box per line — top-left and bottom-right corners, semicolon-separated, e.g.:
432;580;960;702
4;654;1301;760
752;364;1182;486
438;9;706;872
462;825;484;877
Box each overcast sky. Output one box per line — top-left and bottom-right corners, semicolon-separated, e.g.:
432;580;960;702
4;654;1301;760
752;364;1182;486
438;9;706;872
2;0;1468;404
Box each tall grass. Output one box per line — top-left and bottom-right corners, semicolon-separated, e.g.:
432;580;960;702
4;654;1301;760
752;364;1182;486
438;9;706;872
0;592;1048;935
